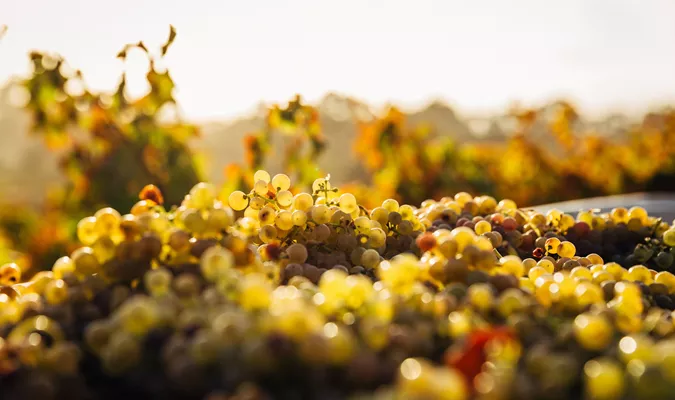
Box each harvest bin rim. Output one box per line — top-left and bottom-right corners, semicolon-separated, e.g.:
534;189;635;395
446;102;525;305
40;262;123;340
532;192;675;222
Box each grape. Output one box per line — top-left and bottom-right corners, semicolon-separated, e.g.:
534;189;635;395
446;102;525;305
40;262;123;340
144;268;173;297
398;220;414;235
253;169;271;183
574;313;613;350
253;180;269;197
361;249;381;269
368;228;387;248
293;192;314;211
655;251;674;269
0;263;21;285
271;174;291;191
239;273;272;311
276;190;293;208
77;216;99;245
545;237;561;254
287;243;308;263
257;206;276;226
207;206;234;232
663;228;675;247
44;279;68;305
275;210;294;231
292;210;308;226
71;247;100;276
557;241;576;258
201;246;234;282
474;220;491;235
314;224;331;242
339;193;358;214
584;358;625;400
382;198;399;212
189;182;217;209
259;225;278;243
311;205;331;224
228;190;249;211
94;207;122;235
248;196;265;210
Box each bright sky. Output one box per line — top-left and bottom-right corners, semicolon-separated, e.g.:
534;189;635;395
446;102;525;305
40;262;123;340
2;0;675;121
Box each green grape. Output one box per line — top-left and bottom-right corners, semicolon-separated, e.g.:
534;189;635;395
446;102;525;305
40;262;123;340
370;207;389;226
545;237;561;254
338;193;358;214
253;169;271;183
382;198;399;212
559;214;575;231
276;190;293;208
272;173;291;191
286;243;308;263
574;313;613;350
610;207;629;224
398;204;415;221
201;246;235;282
275;210;294;231
474;220;492;235
663;228;675;247
189;182;217;209
181;208;207;234
92;236;116;264
239;273;272;311
497;198;517;211
368;228;387;248
557;241;576;258
311;205;331;224
51;256;75;279
467;283;494;312
314;224;331;242
354;216;371;233
117;296;161;335
398;220;414;235
259;225;278;243
206;206;234;232
0;262;21;285
42;341;81;376
249;196;265;210
258;206;276;226
77;216;99;245
71;247;100;277
94;207;122;236
655;251;674;269
577;210;595;225
44;279;68;305
351;247;366;266
101;331;141;375
144;268;173;297
584;358;625;400
293;192;314;211
167;228;190;252
228;190;249;211
292;210;308;226
254;180;269;197
361;249;381;269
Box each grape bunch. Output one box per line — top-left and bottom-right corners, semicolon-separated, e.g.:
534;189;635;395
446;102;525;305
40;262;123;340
1;172;675;400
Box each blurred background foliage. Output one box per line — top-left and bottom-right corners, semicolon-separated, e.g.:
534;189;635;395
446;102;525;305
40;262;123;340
1;29;674;273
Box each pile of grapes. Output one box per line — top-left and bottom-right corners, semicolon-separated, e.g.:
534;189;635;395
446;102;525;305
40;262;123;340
1;171;675;400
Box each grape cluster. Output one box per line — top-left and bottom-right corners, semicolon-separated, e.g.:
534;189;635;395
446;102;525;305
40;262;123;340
1;173;675;400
